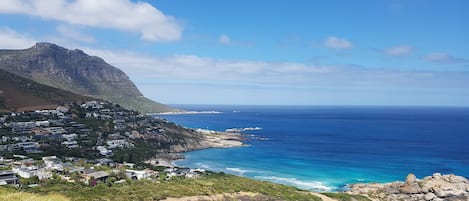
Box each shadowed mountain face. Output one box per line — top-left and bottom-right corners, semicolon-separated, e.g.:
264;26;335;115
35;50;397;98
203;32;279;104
0;68;95;112
0;43;178;113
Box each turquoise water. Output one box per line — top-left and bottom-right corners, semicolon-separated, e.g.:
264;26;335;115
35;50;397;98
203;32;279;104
154;105;469;191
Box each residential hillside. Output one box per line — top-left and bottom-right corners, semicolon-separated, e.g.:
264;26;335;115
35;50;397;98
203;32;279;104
0;43;178;113
0;68;95;112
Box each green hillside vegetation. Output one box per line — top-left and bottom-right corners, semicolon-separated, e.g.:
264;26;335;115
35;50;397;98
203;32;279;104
0;68;95;112
0;188;69;201
321;193;371;201
9;173;321;201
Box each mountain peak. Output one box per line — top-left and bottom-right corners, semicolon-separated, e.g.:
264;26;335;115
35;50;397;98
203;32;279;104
31;42;64;51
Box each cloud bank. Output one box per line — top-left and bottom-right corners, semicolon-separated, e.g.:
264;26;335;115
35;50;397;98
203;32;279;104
0;27;36;49
83;48;469;90
0;0;182;42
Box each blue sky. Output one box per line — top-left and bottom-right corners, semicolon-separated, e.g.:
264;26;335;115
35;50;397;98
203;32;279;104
0;0;468;106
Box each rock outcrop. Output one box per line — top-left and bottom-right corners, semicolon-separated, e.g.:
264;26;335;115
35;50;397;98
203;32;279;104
348;173;469;201
0;43;178;113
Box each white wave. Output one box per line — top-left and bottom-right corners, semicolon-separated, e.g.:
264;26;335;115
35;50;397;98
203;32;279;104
155;111;222;115
195;162;211;169
226;167;252;175
225;127;263;133
254;176;332;192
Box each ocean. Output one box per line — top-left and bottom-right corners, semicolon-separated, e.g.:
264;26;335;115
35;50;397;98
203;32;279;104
154;105;469;191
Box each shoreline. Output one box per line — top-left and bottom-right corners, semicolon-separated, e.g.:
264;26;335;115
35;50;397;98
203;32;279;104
148;110;223;115
150;129;246;167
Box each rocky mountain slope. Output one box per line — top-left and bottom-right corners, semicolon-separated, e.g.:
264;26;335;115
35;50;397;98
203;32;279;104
0;43;177;113
0;68;95;112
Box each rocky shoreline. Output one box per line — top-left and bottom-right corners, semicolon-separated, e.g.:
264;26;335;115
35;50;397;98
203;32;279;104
347;173;469;201
149;130;246;167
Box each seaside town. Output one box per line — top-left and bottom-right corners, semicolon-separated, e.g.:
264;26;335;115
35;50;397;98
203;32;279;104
0;101;212;187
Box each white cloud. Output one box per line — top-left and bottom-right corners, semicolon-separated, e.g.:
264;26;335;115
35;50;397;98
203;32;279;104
83;48;334;85
219;34;231;44
423;52;469;64
0;0;182;42
384;45;413;56
324;36;353;49
56;24;95;43
81;47;469;91
0;27;36;49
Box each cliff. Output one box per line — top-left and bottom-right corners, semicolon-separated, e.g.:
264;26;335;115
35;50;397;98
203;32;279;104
0;43;178;113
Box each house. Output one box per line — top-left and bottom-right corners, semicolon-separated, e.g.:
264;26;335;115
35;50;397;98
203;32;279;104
96;146;112;156
71;124;86;129
81;101;103;109
49;120;64;126
35;121;50;127
12;166;36;178
125;169;157;180
106;140;132;149
45;127;66;135
62;141;79;149
56;106;69;113
83;170;109;184
16;142;40;153
12;136;30;142
0;116;6;123
0;170;18;185
32;127;50;135
42;156;64;172
12;166;51;180
62;134;78;141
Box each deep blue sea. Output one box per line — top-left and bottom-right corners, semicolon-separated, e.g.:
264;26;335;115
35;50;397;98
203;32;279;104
154;105;469;191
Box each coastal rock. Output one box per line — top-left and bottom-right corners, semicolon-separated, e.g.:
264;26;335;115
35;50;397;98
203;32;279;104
399;184;421;194
347;173;469;201
406;173;417;184
424;192;436;201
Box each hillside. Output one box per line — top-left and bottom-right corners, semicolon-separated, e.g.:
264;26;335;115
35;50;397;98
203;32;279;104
0;43;178;113
0;68;95;112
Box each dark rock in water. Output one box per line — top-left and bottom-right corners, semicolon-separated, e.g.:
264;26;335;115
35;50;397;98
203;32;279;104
0;42;178;113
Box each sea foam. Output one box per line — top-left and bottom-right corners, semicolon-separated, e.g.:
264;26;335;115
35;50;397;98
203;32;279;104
255;176;333;192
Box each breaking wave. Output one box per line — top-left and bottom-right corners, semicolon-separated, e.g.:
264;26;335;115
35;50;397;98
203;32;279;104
254;176;333;192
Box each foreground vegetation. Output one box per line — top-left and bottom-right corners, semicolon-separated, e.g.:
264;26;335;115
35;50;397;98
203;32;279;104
0;173;322;201
0;188;69;201
321;192;371;201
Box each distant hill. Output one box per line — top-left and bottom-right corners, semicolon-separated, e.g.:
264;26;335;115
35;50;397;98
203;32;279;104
0;68;95;112
0;43;179;113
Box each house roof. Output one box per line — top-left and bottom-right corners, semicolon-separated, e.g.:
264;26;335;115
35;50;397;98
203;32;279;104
87;171;109;179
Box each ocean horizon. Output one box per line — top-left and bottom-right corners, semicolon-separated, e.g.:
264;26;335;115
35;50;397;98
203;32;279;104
154;105;469;191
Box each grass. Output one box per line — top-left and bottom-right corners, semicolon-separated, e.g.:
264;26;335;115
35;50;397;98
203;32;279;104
321;192;371;201
4;173;322;201
0;188;69;201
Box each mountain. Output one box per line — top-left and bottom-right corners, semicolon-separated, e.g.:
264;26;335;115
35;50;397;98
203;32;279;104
0;43;178;113
0;68;95;112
